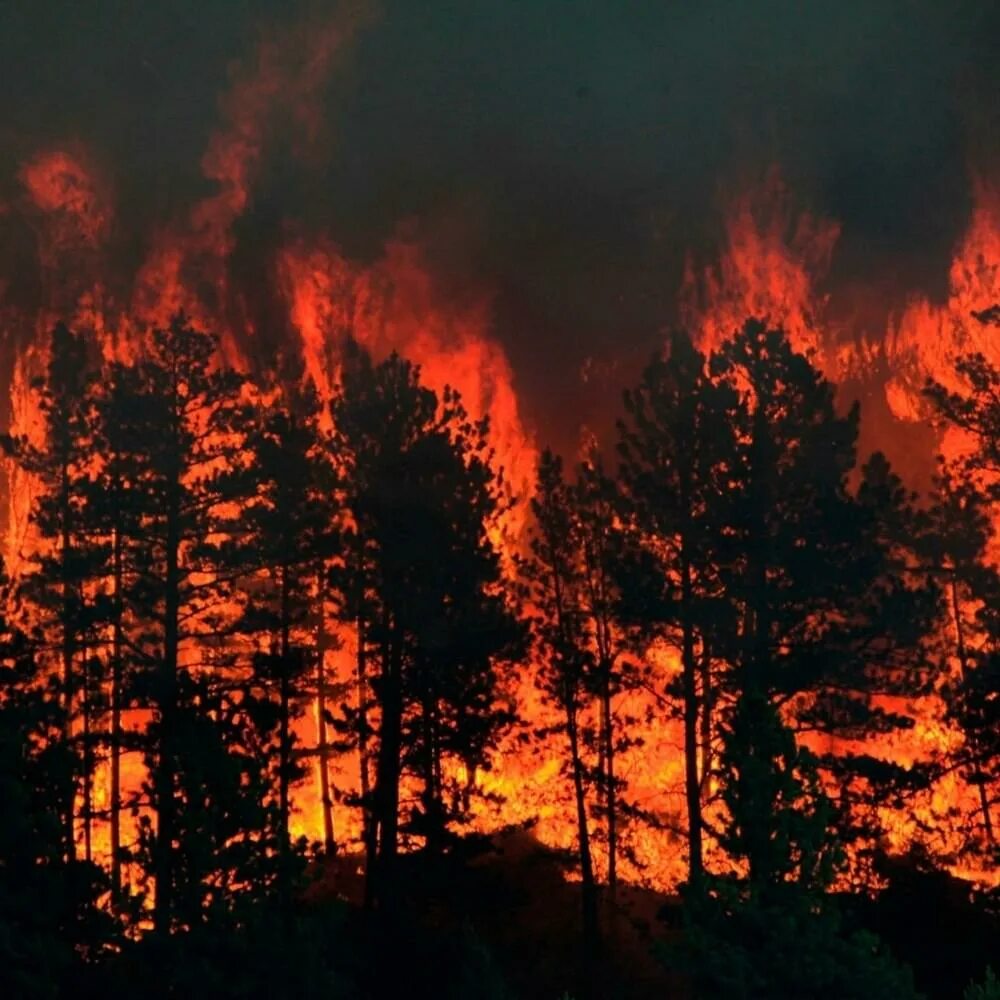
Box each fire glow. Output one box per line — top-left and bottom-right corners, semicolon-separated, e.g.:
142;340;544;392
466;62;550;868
3;7;1000;898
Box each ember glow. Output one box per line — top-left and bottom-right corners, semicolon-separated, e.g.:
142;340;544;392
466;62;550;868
2;3;999;888
3;5;1000;995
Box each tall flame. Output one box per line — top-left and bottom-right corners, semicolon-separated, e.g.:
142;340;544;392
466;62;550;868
885;179;1000;423
680;167;841;367
4;3;1000;893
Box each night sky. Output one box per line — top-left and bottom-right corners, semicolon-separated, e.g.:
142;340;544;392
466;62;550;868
1;0;997;446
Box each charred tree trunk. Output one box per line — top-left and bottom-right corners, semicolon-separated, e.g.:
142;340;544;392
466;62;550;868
370;613;403;912
82;656;93;865
599;674;617;907
742;409;776;902
314;572;335;856
278;560;293;912
153;438;180;936
110;523;124;900
951;573;996;847
698;637;713;802
356;604;374;867
420;690;444;855
581;519;618;916
563;677;600;954
680;544;703;889
59;462;76;862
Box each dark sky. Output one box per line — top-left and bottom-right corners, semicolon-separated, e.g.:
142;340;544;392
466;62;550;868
1;0;998;445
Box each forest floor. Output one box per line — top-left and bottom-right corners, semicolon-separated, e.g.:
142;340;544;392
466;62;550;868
302;829;999;999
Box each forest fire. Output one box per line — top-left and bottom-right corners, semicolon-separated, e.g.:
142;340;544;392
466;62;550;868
2;3;1000;998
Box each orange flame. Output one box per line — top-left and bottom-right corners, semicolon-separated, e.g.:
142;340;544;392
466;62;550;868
680;167;841;366
885;178;1000;424
4;13;1000;896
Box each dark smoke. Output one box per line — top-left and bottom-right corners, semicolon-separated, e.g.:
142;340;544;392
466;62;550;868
1;0;998;453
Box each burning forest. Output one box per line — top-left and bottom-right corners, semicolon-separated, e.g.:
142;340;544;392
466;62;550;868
1;2;999;998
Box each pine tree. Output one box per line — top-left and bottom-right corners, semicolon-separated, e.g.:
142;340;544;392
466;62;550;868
332;342;523;910
670;319;929;998
616;330;740;889
573;451;636;909
88;364;145;902
102;316;267;933
0;570;116;994
236;383;339;905
924;306;1000;860
399;386;523;855
2;323;106;864
708;320;935;884
525;449;602;951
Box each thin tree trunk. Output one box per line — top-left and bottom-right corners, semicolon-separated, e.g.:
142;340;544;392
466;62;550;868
680;544;703;889
600;678;617;905
356;606;373;863
744;413;776;901
582;518;618;911
566;692;600;952
153;440;180;935
370;612;403;912
546;528;600;951
82;659;93;865
278;561;292;912
698;637;713;801
361;608;383;913
421;691;436;851
951;573;995;846
421;693;444;854
110;523;123;899
60;462;76;861
314;575;335;856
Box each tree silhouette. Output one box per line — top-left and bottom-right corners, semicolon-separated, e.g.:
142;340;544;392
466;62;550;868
525;449;601;949
2;323;105;863
616;329;739;888
572;451;638;910
0;569;117;993
99;317;268;932
672;320;929;997
924;305;1000;861
332;342;523;910
0;305;990;997
235;383;339;906
707;320;935;885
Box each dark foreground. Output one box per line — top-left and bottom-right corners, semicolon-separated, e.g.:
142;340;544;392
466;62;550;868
36;830;1000;1000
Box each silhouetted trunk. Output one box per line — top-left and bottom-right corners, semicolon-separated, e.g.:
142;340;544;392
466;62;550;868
371;613;403;911
680;543;703;889
153;438;180;936
743;407;776;900
278;561;292;912
951;573;995;846
59;460;76;861
599;674;617;906
361;610;382;912
110;524;123;899
583;516;618;922
420;691;444;854
566;687;600;952
698;638;713;801
356;603;374;866
314;574;335;856
82;657;93;865
543;525;600;952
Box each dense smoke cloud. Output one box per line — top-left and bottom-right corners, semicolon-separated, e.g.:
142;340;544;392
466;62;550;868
0;0;997;451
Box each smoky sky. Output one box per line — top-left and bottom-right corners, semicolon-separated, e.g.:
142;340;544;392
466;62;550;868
1;0;998;449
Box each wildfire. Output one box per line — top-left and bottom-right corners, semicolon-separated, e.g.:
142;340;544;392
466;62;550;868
680;167;841;369
2;1;1000;898
885;179;1000;426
